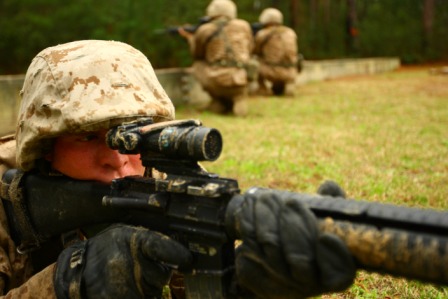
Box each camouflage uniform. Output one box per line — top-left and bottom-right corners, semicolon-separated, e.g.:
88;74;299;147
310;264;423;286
0;40;179;297
254;8;298;96
185;0;254;116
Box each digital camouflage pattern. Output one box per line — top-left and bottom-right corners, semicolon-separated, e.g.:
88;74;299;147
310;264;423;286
0;135;15;178
255;8;298;91
191;18;253;89
185;0;254;116
16;40;175;171
255;25;298;82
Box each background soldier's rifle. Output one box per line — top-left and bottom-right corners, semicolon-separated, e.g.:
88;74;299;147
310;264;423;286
154;16;210;35
155;18;265;36
2;118;448;298
250;22;264;35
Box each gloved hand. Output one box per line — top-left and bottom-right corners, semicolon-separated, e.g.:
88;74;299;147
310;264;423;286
54;224;192;299
230;189;356;299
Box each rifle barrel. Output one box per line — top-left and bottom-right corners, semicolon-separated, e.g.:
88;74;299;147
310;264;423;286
226;188;448;285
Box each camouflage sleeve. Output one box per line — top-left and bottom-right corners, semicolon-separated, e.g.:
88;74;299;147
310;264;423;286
254;29;268;55
0;137;16;178
183;33;196;56
239;19;254;53
0;264;57;298
192;23;218;60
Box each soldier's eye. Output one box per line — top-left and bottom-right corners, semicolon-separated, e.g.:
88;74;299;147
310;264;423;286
78;134;98;142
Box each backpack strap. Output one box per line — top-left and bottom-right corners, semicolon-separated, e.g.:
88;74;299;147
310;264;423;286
205;19;245;68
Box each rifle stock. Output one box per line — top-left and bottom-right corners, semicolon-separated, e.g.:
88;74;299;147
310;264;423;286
2;118;448;298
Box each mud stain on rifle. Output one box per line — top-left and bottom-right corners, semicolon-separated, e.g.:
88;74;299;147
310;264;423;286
320;218;392;266
320;218;448;282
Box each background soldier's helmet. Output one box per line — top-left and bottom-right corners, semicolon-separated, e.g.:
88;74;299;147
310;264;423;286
206;0;237;19
16;40;175;171
259;8;284;25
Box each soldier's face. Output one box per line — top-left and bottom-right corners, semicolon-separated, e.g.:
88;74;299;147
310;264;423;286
46;129;145;183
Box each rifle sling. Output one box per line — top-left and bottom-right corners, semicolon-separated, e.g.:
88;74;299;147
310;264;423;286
0;170;43;253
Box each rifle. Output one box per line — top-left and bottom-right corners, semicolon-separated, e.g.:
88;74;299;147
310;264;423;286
251;22;264;35
155;19;264;36
154;16;210;35
2;118;448;298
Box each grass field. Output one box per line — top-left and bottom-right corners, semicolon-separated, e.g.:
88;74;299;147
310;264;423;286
176;65;448;298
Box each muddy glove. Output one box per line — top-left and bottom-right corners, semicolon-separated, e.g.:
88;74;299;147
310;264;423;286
54;224;192;299
229;189;356;299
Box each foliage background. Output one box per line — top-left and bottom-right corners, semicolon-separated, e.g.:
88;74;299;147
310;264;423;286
0;0;447;74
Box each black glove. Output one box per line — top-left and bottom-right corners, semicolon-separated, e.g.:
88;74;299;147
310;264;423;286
54;224;192;299
231;189;356;299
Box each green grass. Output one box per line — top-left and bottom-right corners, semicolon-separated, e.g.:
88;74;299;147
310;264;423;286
176;66;448;298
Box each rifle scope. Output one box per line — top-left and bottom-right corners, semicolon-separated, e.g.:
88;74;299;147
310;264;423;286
107;120;223;162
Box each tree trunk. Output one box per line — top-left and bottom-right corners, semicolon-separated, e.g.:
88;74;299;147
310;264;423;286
423;0;435;33
423;0;435;56
290;0;298;30
346;0;358;54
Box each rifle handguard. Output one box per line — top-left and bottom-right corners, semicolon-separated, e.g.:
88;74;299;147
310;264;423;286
226;187;448;286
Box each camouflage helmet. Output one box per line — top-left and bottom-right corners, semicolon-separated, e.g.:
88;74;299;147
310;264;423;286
259;8;284;25
206;0;237;19
16;39;175;171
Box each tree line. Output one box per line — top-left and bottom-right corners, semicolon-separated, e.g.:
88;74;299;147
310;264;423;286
0;0;447;74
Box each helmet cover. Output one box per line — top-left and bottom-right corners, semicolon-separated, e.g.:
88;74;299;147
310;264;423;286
259;8;284;25
206;0;237;19
16;39;175;170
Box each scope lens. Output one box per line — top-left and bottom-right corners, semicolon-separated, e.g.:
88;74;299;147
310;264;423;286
202;128;222;161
